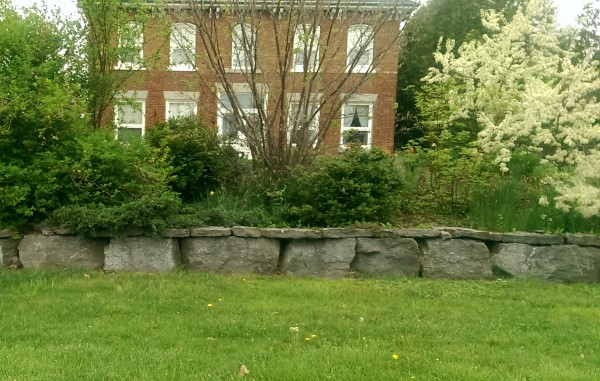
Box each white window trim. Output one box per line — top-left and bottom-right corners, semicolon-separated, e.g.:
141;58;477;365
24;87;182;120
169;23;196;72
115;22;144;71
164;91;199;120
287;93;322;148
346;24;374;74
340;99;374;149
115;91;148;138
216;84;266;157
231;23;255;71
292;24;320;73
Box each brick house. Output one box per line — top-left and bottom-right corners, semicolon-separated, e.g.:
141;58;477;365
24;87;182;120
113;0;417;157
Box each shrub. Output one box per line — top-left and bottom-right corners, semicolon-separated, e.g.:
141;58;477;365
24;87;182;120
285;147;403;227
51;130;181;236
145;116;240;202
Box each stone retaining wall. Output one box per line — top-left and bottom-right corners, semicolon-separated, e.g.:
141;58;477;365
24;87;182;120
1;227;599;282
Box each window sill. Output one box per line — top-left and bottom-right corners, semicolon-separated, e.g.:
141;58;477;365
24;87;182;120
225;68;262;74
114;64;145;71
345;69;376;74
169;65;195;72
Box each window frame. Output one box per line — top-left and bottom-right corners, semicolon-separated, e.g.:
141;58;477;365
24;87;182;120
340;101;373;149
115;100;146;139
292;24;320;73
287;95;321;148
116;22;144;70
166;101;197;119
231;23;256;71
346;24;374;73
169;22;196;71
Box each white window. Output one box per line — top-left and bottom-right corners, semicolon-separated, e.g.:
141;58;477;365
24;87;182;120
170;23;196;71
232;23;255;70
166;101;196;119
116;22;143;69
340;102;373;148
288;100;320;147
115;101;145;141
164;91;199;120
292;25;320;72
347;24;374;73
217;87;262;156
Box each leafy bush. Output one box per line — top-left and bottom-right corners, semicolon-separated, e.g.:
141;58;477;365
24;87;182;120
51;130;181;235
402;130;491;218
146;116;240;202
284;147;403;227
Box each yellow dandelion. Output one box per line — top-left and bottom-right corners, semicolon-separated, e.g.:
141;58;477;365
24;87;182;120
305;337;310;341
207;303;213;307
310;334;317;338
392;354;399;360
209;191;216;196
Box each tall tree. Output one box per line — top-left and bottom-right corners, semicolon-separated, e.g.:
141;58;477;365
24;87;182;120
173;0;416;173
0;1;86;227
395;0;518;147
422;0;600;217
78;0;167;130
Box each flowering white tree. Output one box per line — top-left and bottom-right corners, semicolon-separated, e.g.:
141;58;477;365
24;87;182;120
422;0;600;217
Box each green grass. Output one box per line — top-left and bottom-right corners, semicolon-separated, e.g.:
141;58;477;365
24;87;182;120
1;271;599;380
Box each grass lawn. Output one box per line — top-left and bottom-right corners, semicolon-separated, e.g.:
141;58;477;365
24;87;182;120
0;271;599;381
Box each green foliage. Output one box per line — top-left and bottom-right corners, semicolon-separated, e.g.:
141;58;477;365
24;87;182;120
396;0;518;146
51;130;181;236
0;3;86;230
285;147;403;227
467;153;600;233
402;130;490;218
146;116;239;202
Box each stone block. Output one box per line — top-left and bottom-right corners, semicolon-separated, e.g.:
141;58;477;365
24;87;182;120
372;229;441;239
18;235;105;270
104;237;180;272
496;232;564;245
181;237;279;274
260;228;322;239
0;229;13;238
565;234;600;247
490;243;600;283
160;228;190;238
282;238;356;278
422;239;492;280
322;228;373;238
352;238;420;277
190;227;231;237
0;238;20;267
232;226;261;238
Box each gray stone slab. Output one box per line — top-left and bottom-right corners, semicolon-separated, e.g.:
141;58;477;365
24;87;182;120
496;232;564;245
282;238;356;278
160;228;190;238
232;226;261;238
372;229;441;239
0;229;13;238
104;237;180;272
437;227;503;241
490;243;600;283
190;227;231;237
41;228;55;236
352;238;420;277
181;237;279;274
565;234;600;247
422;239;492;280
0;238;20;267
322;228;373;238
53;228;76;236
260;228;322;239
18;235;105;270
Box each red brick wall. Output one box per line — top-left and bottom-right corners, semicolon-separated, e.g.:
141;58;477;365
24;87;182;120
116;11;399;152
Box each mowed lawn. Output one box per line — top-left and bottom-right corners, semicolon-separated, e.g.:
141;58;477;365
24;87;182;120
0;271;599;381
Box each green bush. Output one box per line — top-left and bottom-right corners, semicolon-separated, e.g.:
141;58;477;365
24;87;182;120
51;130;181;236
146;116;240;202
285;147;403;227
